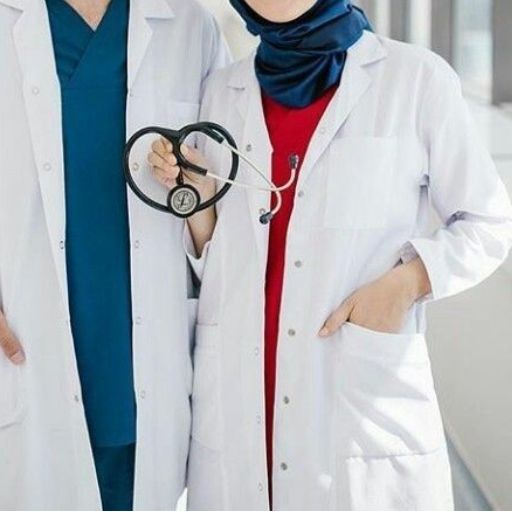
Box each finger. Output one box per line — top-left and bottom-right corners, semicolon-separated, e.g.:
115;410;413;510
160;136;173;152
151;138;167;156
0;313;25;364
152;165;180;188
319;297;354;338
152;140;178;166
180;144;204;168
164;152;178;167
148;152;173;172
160;137;177;159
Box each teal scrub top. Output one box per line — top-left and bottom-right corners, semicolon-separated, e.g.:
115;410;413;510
46;0;136;447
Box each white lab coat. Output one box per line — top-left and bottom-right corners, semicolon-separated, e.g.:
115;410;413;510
0;0;229;509
185;32;512;510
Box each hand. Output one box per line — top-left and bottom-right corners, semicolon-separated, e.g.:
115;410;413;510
148;138;216;203
0;310;25;364
148;138;217;256
319;258;431;337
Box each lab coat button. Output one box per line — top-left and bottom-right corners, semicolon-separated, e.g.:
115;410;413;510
283;396;290;404
258;482;264;492
297;190;305;198
288;329;296;337
256;415;262;425
245;144;253;153
140;390;146;399
132;162;140;172
59;240;65;250
280;462;288;471
259;208;266;216
43;162;52;172
32;86;40;95
254;347;260;356
133;240;141;249
319;126;327;135
73;394;80;403
135;317;142;325
294;260;303;268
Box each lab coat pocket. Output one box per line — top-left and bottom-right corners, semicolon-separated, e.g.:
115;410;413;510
0;356;25;429
167;100;200;129
335;322;444;458
325;137;397;230
191;324;222;450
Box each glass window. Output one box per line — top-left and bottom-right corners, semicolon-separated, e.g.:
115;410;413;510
453;0;493;101
374;0;391;38
408;0;432;48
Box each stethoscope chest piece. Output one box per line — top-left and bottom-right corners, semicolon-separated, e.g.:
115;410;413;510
167;183;200;218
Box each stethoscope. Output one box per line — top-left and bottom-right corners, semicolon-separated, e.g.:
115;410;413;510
124;122;298;224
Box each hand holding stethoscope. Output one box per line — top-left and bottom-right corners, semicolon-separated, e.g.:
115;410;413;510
124;122;299;224
148;137;217;217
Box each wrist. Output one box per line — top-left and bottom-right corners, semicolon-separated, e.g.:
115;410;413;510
187;205;216;257
195;178;216;203
394;257;431;302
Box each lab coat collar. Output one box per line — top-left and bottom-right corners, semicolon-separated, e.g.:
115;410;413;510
0;0;24;10
136;0;175;20
128;0;174;89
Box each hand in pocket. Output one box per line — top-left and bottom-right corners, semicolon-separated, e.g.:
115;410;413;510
319;258;431;337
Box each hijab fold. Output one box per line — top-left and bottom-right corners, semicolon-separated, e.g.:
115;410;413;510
229;0;372;108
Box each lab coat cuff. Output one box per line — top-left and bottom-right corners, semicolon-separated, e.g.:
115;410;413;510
400;240;435;303
183;224;210;282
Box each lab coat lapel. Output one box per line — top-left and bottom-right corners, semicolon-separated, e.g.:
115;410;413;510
11;0;69;305
297;32;387;189
128;0;174;90
234;62;273;270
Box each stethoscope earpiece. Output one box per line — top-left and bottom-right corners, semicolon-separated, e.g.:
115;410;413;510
259;211;274;225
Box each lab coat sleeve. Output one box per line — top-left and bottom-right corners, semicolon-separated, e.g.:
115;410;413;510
401;58;512;301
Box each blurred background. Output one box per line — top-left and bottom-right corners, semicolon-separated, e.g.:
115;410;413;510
197;1;512;510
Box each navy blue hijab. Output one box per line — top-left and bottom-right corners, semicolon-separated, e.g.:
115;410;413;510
229;0;371;108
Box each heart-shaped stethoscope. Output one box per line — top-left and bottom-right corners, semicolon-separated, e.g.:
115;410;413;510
124;122;298;224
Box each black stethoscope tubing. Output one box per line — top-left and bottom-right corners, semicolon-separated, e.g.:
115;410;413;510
124;122;239;215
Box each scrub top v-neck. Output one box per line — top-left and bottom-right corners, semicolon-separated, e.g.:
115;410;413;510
46;0;135;447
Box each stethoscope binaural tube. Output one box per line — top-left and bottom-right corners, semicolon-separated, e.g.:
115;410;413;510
124;122;298;223
211;146;299;224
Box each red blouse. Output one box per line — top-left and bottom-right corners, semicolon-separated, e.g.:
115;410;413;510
262;87;336;492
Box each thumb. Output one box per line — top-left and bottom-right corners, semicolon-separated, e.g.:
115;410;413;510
319;297;354;338
180;143;204;167
0;312;25;364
